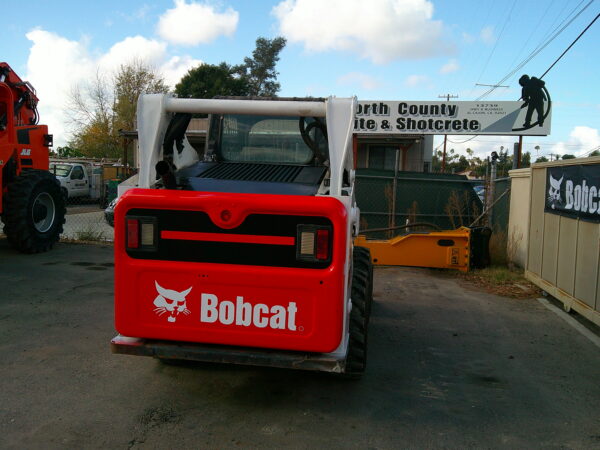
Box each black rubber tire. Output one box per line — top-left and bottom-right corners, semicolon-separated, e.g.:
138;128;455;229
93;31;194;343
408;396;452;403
344;248;373;378
2;169;66;253
353;246;374;318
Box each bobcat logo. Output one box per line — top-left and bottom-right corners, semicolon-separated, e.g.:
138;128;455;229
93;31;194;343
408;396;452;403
548;174;563;209
153;281;192;323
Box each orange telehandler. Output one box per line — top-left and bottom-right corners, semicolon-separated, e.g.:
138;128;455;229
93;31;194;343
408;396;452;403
0;62;65;252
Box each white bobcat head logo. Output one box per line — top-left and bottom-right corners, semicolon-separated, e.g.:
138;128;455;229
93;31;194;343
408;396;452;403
548;175;563;209
153;281;192;323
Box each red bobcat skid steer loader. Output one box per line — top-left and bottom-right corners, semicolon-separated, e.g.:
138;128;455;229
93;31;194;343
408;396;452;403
0;62;65;253
111;95;373;376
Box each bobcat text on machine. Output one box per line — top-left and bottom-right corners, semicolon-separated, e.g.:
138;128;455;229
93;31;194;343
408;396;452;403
111;94;374;377
0;62;65;253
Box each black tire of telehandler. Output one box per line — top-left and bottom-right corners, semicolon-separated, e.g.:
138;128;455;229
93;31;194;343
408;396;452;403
2;170;66;253
353;246;374;318
344;255;371;378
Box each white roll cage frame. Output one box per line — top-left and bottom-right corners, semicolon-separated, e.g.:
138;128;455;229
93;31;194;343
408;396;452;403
136;94;357;197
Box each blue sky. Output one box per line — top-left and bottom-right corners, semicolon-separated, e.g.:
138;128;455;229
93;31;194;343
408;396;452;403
2;0;599;159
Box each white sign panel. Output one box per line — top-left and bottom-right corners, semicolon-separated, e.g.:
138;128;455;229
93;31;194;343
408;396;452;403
354;100;551;136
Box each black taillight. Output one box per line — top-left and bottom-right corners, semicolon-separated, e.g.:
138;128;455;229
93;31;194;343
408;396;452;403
126;216;157;251
296;225;332;263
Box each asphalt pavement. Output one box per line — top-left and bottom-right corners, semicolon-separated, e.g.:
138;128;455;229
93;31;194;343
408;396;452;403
1;239;599;449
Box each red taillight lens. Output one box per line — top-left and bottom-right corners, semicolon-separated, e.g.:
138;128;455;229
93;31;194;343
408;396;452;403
297;225;331;262
127;219;139;248
315;229;330;260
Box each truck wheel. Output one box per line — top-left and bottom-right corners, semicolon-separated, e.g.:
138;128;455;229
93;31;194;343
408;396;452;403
2;170;66;253
345;251;372;378
353;246;374;318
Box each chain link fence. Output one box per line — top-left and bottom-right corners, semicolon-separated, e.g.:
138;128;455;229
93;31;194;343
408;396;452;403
355;169;484;239
62;198;114;242
1;162;513;257
49;159;125;243
486;176;512;265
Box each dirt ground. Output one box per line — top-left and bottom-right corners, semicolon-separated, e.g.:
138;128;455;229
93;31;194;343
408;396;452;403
1;240;599;449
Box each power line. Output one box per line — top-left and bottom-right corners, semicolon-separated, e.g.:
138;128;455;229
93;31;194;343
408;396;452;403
540;12;600;78
476;0;595;100
446;136;479;144
474;0;518;86
505;0;557;72
582;145;600;156
443;138;594;147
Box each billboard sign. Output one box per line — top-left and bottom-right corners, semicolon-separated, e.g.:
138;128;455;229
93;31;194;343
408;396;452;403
354;100;551;136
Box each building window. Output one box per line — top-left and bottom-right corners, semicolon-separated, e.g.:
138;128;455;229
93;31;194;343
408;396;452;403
367;145;398;170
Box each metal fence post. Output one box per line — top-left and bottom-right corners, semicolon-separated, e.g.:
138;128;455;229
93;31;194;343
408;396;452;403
487;155;497;228
389;148;400;237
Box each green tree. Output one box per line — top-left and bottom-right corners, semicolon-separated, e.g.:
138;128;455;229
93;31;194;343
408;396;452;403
175;62;249;99
455;155;470;172
51;145;85;158
535;156;549;163
589;150;600;157
561;154;576;160
68;61;168;160
234;37;287;96
113;60;169;134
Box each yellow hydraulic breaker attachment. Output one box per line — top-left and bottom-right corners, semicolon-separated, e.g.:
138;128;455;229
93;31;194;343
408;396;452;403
354;227;491;272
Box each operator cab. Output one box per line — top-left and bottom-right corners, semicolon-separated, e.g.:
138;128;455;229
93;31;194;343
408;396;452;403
157;100;335;196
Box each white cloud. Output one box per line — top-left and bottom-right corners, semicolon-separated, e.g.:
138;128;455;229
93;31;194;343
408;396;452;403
480;26;495;44
550;126;600;157
99;36;168;72
25;29;96;147
272;0;453;64
24;29;200;146
337;72;382;90
440;59;459;74
462;32;475;44
404;74;429;87
161;55;203;88
157;0;238;46
135;4;152;20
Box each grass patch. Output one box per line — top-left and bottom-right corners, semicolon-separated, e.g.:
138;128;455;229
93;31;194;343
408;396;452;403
75;228;107;242
457;265;541;299
475;266;524;283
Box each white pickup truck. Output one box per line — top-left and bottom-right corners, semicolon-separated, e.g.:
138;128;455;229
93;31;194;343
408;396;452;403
49;161;103;202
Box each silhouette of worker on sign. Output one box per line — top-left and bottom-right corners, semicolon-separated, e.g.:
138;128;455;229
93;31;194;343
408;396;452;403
519;74;547;128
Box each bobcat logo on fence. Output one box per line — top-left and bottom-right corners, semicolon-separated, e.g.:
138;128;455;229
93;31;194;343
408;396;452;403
548;174;563;210
153;281;192;323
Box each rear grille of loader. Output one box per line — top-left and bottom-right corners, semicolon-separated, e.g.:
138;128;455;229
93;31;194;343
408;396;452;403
198;163;303;183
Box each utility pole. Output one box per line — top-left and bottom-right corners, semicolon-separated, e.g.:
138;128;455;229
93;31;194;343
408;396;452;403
487;151;499;227
438;94;459;172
